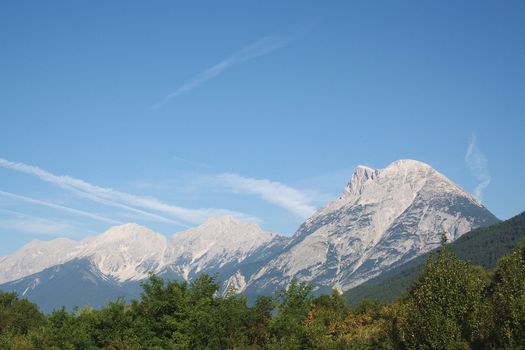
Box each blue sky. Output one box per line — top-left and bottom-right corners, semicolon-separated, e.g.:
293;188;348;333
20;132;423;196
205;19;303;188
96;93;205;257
1;1;524;255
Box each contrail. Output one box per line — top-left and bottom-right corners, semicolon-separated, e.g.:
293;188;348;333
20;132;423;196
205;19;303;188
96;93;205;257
465;134;491;201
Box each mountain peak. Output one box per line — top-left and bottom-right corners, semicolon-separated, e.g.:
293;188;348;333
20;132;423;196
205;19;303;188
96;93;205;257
202;215;239;227
249;158;499;294
356;164;375;171
343;164;378;197
343;160;439;198
387;159;431;169
172;215;271;242
95;223;161;242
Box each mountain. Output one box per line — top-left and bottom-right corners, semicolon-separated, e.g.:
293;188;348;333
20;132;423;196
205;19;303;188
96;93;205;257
0;224;169;285
0;258;143;313
163;215;286;283
0;217;284;312
343;211;525;305
244;160;499;294
0;237;78;284
0;159;500;312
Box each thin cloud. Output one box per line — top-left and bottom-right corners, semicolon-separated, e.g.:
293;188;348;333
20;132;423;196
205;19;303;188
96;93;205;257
0;190;123;225
151;29;304;109
0;158;258;226
214;173;317;218
62;186;187;226
465;134;491;201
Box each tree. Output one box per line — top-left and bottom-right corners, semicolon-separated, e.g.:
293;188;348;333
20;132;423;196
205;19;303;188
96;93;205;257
0;291;44;336
246;296;274;347
486;244;525;349
132;273;191;348
269;280;314;349
397;248;487;349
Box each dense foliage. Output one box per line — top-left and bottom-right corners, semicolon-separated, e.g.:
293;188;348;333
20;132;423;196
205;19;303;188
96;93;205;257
1;243;525;349
344;211;525;305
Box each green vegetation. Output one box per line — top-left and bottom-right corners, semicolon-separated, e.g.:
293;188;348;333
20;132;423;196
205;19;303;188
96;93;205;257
1;239;525;349
344;211;525;305
1;215;525;349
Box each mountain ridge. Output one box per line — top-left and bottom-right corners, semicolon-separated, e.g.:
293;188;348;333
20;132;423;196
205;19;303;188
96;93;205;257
243;159;498;294
0;217;282;285
0;159;499;311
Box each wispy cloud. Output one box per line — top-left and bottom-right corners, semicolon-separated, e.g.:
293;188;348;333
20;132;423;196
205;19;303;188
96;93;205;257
213;173;318;218
465;134;491;201
151;29;303;109
0;158;258;226
0;190;123;225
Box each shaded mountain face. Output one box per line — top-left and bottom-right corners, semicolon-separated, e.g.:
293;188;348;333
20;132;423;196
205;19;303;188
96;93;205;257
0;159;499;311
0;258;144;313
245;160;499;294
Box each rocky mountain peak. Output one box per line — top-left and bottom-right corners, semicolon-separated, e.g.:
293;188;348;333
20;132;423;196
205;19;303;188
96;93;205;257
247;159;499;294
200;214;240;229
342;165;378;197
0;159;500;308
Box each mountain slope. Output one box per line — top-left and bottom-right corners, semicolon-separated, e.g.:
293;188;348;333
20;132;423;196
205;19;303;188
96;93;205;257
0;217;281;285
0;159;501;311
0;258;143;313
343;211;524;305
246;160;499;294
0;216;285;311
0;238;78;284
164;215;285;287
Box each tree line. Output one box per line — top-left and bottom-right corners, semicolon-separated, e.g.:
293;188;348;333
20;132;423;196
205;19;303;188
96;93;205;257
1;243;524;349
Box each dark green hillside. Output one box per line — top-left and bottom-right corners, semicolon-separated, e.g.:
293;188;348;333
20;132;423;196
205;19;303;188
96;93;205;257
344;211;525;305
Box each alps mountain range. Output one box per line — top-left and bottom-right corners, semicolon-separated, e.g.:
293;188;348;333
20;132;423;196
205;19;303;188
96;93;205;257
0;160;499;312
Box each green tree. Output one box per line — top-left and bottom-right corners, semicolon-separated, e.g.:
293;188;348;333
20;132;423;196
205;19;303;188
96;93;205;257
486;245;525;349
397;248;487;350
0;291;45;336
185;274;251;349
245;295;274;347
269;280;314;349
89;299;143;349
132;273;191;348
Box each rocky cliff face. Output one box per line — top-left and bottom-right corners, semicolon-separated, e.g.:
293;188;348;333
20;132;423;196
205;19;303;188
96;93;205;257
0;159;499;311
245;160;499;293
0;217;282;285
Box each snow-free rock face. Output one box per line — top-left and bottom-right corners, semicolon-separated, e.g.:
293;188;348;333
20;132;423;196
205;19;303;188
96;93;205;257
0;159;500;311
0;224;169;284
0;216;285;311
76;223;169;282
246;159;499;293
0;238;78;284
0;217;286;311
0;217;282;285
222;270;248;295
164;215;282;281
